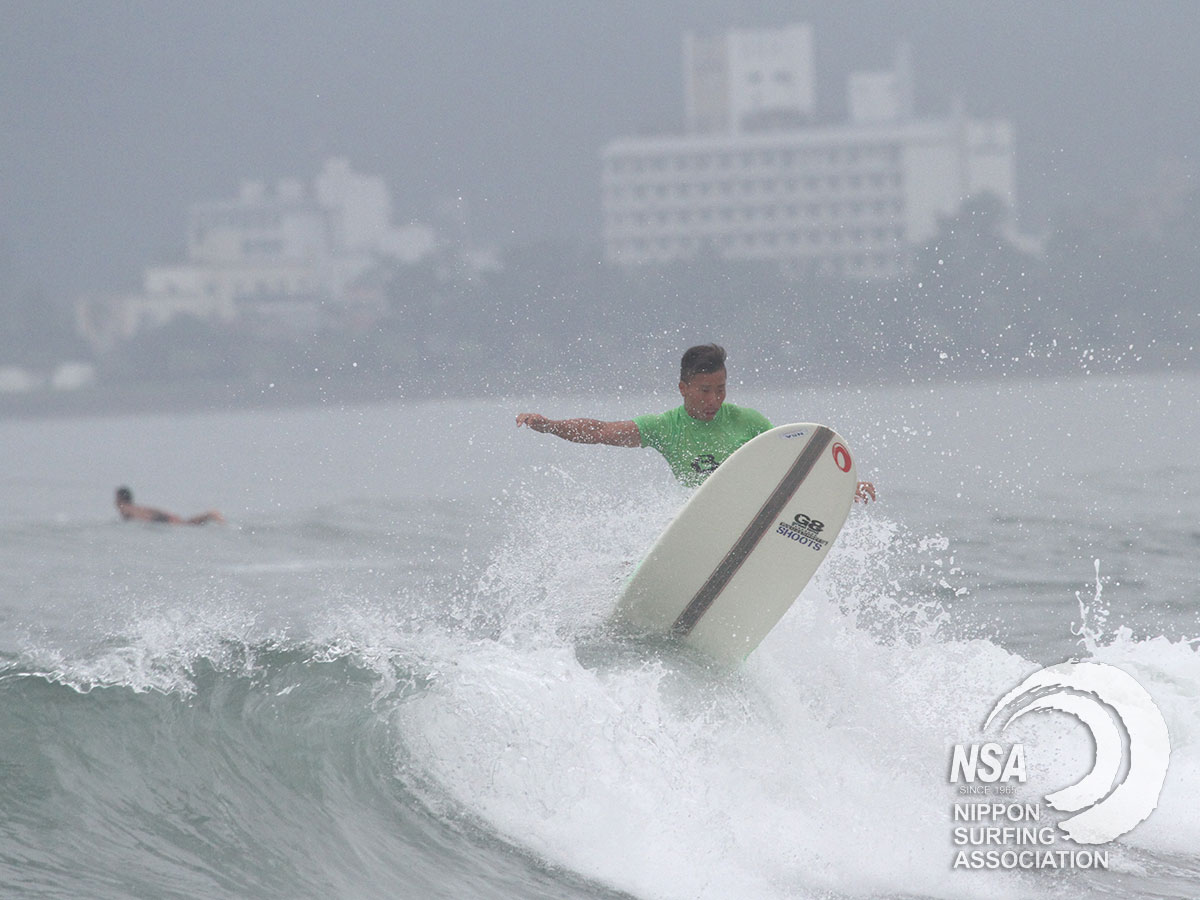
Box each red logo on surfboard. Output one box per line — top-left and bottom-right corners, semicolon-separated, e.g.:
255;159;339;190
831;442;852;473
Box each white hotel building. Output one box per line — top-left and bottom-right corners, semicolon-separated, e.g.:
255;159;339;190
78;158;436;350
601;25;1016;277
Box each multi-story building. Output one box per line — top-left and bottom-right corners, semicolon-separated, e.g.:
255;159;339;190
602;25;1016;277
78;158;437;350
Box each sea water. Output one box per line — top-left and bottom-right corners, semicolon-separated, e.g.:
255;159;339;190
1;372;1197;899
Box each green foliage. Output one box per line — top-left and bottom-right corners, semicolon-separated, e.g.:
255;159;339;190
88;186;1200;393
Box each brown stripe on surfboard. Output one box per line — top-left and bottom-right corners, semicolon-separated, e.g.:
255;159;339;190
671;425;835;637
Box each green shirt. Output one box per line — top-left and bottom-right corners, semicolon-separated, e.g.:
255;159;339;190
633;403;773;486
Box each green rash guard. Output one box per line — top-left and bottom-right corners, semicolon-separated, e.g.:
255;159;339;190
633;403;773;486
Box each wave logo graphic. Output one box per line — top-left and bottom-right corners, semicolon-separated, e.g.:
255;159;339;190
985;662;1171;844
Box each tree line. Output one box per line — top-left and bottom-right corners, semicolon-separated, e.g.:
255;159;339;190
6;185;1197;397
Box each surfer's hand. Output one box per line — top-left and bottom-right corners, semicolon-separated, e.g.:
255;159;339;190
855;481;876;503
516;413;551;432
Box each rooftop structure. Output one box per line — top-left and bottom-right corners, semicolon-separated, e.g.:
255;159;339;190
684;24;817;135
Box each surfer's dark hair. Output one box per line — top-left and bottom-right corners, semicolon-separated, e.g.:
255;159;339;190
680;344;726;382
115;486;133;504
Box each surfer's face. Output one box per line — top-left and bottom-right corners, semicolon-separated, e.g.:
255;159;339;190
679;370;726;421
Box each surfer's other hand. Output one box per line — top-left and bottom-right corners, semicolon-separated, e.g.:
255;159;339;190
855;481;877;503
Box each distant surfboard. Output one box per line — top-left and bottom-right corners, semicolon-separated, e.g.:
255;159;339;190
611;423;857;665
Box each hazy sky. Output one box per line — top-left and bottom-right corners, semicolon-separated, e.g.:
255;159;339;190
2;1;1197;300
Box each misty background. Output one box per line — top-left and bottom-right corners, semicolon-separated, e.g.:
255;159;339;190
1;1;1198;410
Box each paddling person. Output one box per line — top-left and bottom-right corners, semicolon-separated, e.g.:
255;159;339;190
516;343;876;501
114;486;224;525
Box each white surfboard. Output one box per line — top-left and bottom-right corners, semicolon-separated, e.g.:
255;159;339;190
611;423;857;665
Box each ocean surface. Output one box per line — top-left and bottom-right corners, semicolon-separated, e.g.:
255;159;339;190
1;371;1198;899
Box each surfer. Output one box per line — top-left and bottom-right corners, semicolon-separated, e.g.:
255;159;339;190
516;343;876;501
114;486;224;525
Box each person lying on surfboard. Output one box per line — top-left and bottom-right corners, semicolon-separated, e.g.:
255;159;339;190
516;343;876;501
114;486;224;525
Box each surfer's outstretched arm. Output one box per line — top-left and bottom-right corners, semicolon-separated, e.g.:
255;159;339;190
516;413;640;447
